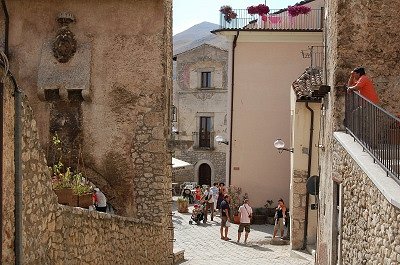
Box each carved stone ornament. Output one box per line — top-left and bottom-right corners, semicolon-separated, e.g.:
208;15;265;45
53;12;77;63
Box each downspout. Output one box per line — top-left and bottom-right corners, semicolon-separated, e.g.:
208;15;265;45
303;101;314;250
228;30;239;186
1;0;23;262
0;0;8;261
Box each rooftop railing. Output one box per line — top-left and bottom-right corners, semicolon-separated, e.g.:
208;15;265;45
345;91;400;182
219;8;323;31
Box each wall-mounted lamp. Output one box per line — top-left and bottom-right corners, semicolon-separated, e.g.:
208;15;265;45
274;138;294;153
172;124;179;134
215;135;229;145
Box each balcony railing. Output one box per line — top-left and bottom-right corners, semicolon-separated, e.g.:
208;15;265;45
219;8;323;31
192;131;215;150
345;91;400;182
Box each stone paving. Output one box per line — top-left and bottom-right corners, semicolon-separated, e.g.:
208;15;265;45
173;198;314;265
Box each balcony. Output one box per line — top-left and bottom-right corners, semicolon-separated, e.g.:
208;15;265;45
192;131;215;150
345;91;400;182
219;8;323;31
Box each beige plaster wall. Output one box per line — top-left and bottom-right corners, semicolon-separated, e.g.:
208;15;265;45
318;0;400;264
231;38;322;208
5;0;172;219
290;99;321;249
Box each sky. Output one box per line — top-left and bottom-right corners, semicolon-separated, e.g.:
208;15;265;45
173;0;300;35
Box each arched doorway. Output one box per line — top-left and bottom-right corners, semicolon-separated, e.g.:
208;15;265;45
198;163;211;186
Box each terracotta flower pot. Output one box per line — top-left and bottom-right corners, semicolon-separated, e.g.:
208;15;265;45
54;188;78;206
78;193;93;208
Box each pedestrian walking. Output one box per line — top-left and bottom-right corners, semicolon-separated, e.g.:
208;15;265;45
202;186;214;222
237;199;253;244
273;198;286;239
210;182;219;211
220;194;231;241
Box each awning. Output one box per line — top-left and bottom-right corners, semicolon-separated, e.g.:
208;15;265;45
172;157;193;169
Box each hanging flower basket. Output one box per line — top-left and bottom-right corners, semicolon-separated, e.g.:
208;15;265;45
247;4;270;16
287;5;311;17
220;5;237;23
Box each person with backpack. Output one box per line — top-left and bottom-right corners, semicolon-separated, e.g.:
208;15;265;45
202;186;214;222
237;199;253;244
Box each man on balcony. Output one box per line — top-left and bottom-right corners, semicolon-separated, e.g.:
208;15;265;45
347;67;379;104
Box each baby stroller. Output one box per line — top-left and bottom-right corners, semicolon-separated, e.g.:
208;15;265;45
182;188;194;204
189;203;205;225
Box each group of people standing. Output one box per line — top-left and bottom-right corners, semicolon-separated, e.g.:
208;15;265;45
196;182;287;244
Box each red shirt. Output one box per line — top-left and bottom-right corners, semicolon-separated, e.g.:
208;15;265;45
354;75;379;104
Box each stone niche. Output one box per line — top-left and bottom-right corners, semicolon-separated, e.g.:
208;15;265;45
37;41;92;101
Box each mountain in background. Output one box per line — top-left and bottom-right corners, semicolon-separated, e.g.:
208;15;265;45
173;22;229;55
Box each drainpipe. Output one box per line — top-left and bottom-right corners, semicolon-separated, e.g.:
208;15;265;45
228;30;239;186
1;0;23;262
303;101;314;250
0;0;8;261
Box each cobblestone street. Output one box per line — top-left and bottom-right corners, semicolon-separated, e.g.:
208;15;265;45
173;199;314;265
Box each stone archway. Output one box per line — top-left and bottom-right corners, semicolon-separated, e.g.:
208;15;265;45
194;159;215;186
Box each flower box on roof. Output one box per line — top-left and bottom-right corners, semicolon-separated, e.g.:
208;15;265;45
287;5;312;17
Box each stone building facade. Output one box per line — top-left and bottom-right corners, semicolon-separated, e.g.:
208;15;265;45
317;0;400;264
172;44;228;186
2;74;173;264
2;0;173;218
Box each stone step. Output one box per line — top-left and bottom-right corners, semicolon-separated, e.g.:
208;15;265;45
270;238;290;245
173;248;185;264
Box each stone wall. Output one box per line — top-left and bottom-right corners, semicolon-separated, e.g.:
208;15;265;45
332;138;400;265
318;0;400;263
174;150;226;185
52;206;171;265
2;70;16;264
3;0;172;218
290;169;308;250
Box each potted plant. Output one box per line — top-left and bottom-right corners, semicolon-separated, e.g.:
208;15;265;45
177;197;189;213
228;185;242;224
265;199;276;225
287;5;311;17
251;207;266;224
72;173;93;208
219;5;237;23
247;4;270;16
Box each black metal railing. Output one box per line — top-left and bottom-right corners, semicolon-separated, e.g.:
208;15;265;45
301;46;325;70
219;8;323;31
345;91;400;181
192;131;215;150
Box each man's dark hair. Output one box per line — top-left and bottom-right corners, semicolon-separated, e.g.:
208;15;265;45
353;67;366;76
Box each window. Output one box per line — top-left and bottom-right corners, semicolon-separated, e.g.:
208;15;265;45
199;116;212;147
201;72;212;88
171;105;177;122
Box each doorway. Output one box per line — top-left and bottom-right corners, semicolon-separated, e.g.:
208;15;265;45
198;163;211;186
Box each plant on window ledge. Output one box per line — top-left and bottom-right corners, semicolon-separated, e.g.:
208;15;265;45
287;5;311;17
220;5;237;23
247;4;270;16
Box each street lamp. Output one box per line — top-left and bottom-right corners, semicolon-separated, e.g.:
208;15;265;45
273;138;294;153
215;135;229;145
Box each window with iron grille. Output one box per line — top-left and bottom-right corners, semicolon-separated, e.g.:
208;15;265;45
201;72;212;88
171;105;177;122
199;116;212;147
